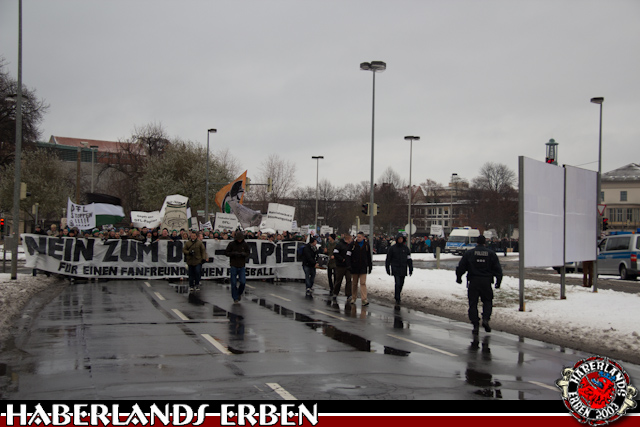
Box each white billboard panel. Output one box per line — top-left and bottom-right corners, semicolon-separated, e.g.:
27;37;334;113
565;166;598;262
523;157;565;268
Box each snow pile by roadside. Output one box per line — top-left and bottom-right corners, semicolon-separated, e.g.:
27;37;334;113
321;265;640;365
0;273;62;344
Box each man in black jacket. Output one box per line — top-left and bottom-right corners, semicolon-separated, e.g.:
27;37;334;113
225;230;251;303
386;233;413;307
348;232;373;306
332;233;353;300
456;235;503;334
302;238;319;295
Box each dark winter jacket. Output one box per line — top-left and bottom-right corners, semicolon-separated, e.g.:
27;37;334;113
325;240;337;268
456;244;503;285
301;243;318;268
333;239;351;268
225;237;251;268
182;238;207;267
348;240;372;275
386;238;413;277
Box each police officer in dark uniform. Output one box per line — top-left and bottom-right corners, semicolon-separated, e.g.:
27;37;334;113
385;232;413;307
455;235;503;334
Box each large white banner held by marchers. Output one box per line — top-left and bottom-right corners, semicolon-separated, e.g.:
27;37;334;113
22;234;305;280
67;198;96;229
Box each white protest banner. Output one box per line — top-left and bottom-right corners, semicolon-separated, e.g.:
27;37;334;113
430;224;444;237
67;198;96;230
301;225;310;235
214;213;239;231
199;221;213;231
159;194;190;232
263;203;296;232
359;224;370;235
320;226;333;235
22;234;305;280
131;211;161;229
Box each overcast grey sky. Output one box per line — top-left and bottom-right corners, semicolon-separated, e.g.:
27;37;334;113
1;0;639;191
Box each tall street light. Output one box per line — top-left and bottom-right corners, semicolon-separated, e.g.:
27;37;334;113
404;136;420;247
591;96;604;293
205;128;217;222
10;0;23;280
360;60;386;258
312;156;324;234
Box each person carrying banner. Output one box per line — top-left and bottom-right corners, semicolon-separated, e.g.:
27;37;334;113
302;237;320;295
183;230;207;292
332;233;353;301
385;233;413;308
455;234;503;334
348;232;373;306
225;230;251;303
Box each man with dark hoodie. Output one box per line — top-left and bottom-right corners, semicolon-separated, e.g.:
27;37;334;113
332;233;353;301
385;233;413;307
348;231;373;306
301;237;320;295
225;230;251;303
183;230;207;292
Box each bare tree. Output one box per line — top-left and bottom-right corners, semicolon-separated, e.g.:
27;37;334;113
0;57;49;167
377;166;406;188
472;162;516;193
250;154;297;204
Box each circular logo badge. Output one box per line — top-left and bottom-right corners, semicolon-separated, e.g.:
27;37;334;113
556;356;637;425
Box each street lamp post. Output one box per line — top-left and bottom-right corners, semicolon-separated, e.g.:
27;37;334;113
404;136;420;246
591;96;604;293
450;173;458;233
360;60;386;258
10;0;23;280
312;156;324;234
205;128;217;222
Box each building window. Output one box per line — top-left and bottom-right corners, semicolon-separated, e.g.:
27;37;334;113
615;208;623;222
627;209;634;222
601;191;604;202
620;191;628;202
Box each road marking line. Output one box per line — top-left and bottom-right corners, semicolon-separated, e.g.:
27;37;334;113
201;334;232;355
245;284;255;289
145;281;151;287
387;334;458;357
154;292;166;301
270;294;291;302
529;381;558;391
266;383;298;400
172;309;189;321
313;309;347;321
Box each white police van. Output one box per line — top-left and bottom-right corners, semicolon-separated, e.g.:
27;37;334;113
597;233;640;280
445;227;480;255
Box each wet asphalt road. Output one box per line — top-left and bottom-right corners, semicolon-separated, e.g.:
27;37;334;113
3;276;640;401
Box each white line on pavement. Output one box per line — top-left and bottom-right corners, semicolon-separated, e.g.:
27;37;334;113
172;309;189;321
387;334;458;357
201;334;232;355
245;284;255;289
270;294;291;302
266;383;298;400
145;281;151;287
313;309;347;322
528;381;558;391
154;292;166;301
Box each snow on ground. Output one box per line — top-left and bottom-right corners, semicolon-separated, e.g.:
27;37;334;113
0;273;61;344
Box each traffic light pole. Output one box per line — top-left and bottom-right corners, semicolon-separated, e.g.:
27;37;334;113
10;0;23;281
